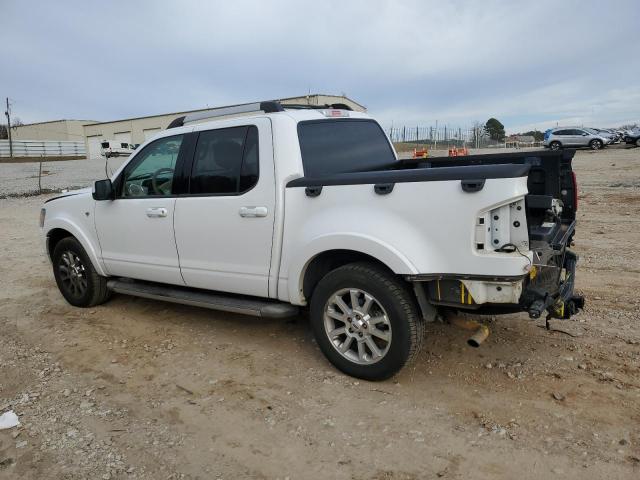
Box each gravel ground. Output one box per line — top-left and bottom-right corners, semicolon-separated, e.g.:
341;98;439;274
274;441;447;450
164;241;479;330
0;157;126;197
0;147;639;479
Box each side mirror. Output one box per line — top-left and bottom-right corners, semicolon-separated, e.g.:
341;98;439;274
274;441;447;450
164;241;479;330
93;179;114;201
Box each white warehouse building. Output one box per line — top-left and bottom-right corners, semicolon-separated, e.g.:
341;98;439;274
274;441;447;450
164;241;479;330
82;94;366;159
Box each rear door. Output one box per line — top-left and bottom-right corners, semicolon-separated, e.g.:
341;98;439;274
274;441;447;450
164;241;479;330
174;118;275;297
553;129;573;146
94;133;187;285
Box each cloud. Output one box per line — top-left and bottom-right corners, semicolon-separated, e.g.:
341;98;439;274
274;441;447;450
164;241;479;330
1;0;638;131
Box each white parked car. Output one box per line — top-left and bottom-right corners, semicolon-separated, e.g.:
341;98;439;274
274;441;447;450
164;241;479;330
40;101;584;379
100;140;138;158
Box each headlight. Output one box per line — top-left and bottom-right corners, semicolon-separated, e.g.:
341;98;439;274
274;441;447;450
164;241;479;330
39;208;46;228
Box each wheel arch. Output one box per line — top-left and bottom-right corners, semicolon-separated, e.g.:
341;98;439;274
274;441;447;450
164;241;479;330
45;220;107;277
302;250;397;301
46;227;74;260
287;236;418;305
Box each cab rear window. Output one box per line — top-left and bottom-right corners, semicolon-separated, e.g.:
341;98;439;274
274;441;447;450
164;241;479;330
297;119;396;176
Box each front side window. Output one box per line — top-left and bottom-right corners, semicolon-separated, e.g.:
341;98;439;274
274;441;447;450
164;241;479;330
189;126;259;195
120;134;183;197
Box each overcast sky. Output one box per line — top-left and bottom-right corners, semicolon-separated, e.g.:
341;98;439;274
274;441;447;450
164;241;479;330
1;0;638;133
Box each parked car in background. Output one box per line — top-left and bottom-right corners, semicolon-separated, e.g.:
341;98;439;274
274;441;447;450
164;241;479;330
100;141;138;158
543;127;610;150
624;129;640;146
588;128;618;144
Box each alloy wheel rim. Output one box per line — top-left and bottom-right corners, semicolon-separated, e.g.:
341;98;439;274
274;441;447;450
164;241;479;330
58;251;88;298
323;288;392;365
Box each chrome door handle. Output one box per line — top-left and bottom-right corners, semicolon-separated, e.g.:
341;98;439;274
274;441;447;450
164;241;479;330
239;206;268;218
146;207;168;218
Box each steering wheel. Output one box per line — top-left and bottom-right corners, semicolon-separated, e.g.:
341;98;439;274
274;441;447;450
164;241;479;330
151;168;174;195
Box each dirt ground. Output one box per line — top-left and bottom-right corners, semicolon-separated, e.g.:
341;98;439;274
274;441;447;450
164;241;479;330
0;147;639;479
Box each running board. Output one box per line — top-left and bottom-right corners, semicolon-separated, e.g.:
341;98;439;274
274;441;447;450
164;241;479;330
106;279;299;318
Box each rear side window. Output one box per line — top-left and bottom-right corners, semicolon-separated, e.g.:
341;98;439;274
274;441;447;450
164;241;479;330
189;126;259;195
297;119;396;176
553;130;570;136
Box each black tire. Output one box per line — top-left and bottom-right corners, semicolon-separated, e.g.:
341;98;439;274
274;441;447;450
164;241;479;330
310;262;424;381
549;141;561;151
589;139;603;150
636;138;640;147
52;237;111;307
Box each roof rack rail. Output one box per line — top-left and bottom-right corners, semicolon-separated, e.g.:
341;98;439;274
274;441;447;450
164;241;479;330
167;101;284;129
166;100;354;129
282;103;353;111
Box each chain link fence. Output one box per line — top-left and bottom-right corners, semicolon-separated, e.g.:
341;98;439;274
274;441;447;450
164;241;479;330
387;125;504;148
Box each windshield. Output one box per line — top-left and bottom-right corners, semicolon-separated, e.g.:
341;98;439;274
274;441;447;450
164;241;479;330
297;119;396;176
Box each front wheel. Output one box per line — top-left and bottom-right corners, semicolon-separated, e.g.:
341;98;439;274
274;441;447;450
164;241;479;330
52;237;111;307
310;262;424;380
590;139;603;150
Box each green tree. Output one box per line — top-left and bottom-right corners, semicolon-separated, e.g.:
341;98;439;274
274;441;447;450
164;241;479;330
523;130;545;141
484;118;505;141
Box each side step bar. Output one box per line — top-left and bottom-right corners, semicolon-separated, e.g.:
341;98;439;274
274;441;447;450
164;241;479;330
106;279;299;318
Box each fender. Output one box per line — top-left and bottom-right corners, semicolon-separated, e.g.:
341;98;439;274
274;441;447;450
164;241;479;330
284;233;419;305
45;215;108;277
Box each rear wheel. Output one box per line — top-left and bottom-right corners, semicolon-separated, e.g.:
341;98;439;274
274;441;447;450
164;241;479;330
310;262;424;380
589;139;603;150
52;237;111;307
549;141;561;151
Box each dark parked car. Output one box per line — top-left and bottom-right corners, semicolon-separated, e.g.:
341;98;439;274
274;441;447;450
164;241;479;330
624;130;640;147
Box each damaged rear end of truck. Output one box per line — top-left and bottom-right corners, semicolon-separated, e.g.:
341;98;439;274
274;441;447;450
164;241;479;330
286;116;584;335
411;149;585;323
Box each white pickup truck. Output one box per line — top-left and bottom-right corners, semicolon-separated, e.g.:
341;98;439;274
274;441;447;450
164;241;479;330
40;101;584;379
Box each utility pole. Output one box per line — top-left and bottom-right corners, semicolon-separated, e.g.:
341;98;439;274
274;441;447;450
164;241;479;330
4;98;12;159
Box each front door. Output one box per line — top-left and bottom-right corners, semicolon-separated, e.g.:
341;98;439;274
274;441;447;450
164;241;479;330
174;119;275;297
95;134;186;285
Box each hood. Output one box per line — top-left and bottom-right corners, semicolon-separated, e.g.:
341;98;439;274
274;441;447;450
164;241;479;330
44;187;92;204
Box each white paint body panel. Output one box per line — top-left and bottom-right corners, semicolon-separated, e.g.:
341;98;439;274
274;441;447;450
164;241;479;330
174;117;275;297
94;197;184;285
41;189;108;276
279;177;531;304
